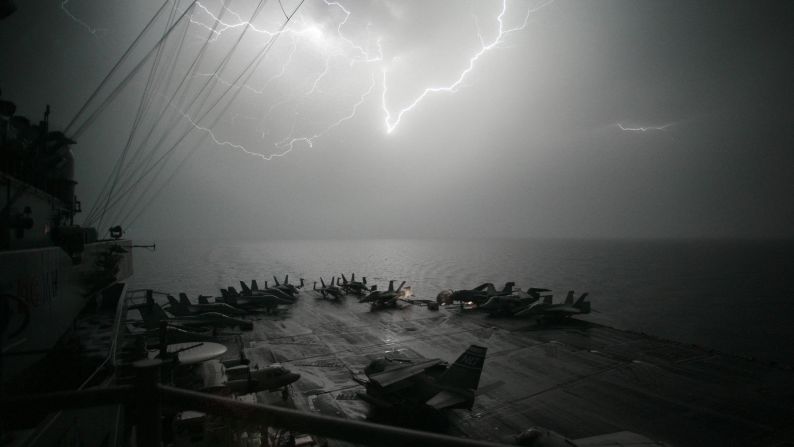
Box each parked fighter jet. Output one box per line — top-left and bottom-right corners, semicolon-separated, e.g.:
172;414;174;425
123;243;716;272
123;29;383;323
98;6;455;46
479;288;552;316
516;291;591;320
132;292;253;330
217;364;300;400
445;282;516;306
268;275;304;297
356;345;487;412
339;273;368;295
165;293;247;316
239;280;295;302
314;277;343;300
218;288;293;314
361;280;407;310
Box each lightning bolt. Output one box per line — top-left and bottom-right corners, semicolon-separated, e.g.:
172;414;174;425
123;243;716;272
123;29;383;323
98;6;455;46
617;123;673;132
191;0;332;41
178;108;293;161
305;53;334;95
275;71;377;152
380;0;555;134
322;0;383;63
175;72;375;159
61;0;104;35
170;0;556;161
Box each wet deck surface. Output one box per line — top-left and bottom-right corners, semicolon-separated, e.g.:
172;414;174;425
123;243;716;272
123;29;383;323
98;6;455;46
217;292;793;447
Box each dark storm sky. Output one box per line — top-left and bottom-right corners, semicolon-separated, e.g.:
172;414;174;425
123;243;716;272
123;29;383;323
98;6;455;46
1;0;792;239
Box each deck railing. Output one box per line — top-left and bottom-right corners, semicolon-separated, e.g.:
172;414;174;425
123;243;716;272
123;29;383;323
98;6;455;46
2;359;511;447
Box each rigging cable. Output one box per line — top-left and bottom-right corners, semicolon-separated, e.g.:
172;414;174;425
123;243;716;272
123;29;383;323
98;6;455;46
85;1;226;225
125;0;307;231
82;0;200;224
95;0;182;232
106;0;273;226
64;0;172;136
67;0;200;141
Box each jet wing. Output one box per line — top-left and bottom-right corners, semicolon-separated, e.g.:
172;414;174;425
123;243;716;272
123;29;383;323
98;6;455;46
425;389;468;410
367;358;443;387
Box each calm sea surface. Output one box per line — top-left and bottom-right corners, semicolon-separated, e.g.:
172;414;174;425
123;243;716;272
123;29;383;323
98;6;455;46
131;238;794;365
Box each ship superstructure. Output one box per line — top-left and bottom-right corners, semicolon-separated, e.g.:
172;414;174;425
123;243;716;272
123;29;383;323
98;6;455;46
1;95;133;392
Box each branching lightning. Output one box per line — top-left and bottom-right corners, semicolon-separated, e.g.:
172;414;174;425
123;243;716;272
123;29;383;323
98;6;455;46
380;0;555;134
149;0;557;160
177;107;293;161
276;72;376;153
617;123;673;132
61;0;104;35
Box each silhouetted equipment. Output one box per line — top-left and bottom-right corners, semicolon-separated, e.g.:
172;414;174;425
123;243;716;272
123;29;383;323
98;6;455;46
219;286;293;313
219;364;300;398
242;279;296;301
479;287;550;316
517;291;591;320
165;293;247;316
339;273;368;295
132;292;253;330
109;225;123;240
445;282;516;306
357;345;487;413
314;277;343;300
270;275;304;297
361;280;407;310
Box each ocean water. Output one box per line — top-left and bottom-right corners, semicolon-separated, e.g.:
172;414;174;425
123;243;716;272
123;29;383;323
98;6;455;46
131;238;794;365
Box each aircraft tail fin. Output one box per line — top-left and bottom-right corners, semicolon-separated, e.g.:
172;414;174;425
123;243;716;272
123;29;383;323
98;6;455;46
320;277;326;288
251;280;259;292
565;290;574;305
220;288;228;298
362;276;367;284
396;281;406;293
228;286;239;296
502;282;515;294
179;293;191;305
284;275;289;285
574;293;590;313
139;292;169;328
273;275;280;286
341;273;348;284
198;295;210;304
387;280;395;292
438;345;487;392
166;295;179;307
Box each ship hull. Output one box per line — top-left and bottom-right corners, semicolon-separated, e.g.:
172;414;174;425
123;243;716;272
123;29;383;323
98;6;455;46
1;239;133;387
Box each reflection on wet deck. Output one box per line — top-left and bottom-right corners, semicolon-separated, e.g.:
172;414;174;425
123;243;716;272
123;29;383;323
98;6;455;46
230;293;793;447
